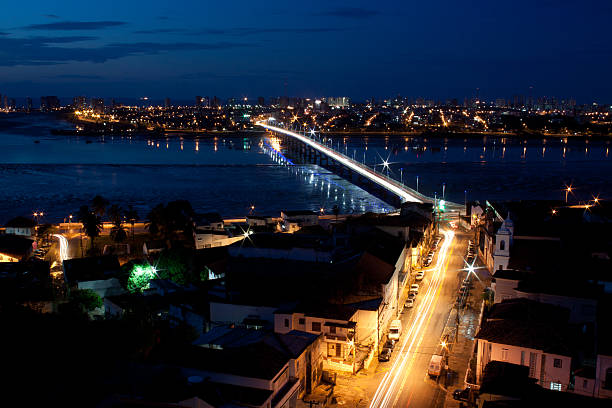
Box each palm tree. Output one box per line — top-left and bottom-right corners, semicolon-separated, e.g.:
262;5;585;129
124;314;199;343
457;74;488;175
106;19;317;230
108;204;123;225
124;205;138;242
108;204;127;243
92;195;110;218
78;205;102;250
110;223;128;243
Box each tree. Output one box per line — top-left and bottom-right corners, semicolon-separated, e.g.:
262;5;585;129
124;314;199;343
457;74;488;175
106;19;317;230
108;204;128;243
156;247;191;285
146;200;194;245
78;205;102;250
127;263;158;293
69;289;103;312
124;205;139;242
91;195;110;218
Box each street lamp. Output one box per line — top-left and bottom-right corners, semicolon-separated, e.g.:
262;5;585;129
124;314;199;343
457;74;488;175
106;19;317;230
416;175;419;192
400;168;403;184
565;185;572;203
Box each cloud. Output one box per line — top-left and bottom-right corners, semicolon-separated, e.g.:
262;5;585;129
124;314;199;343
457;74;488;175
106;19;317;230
43;14;60;19
49;74;104;79
23;21;126;31
0;35;254;66
146;27;348;36
313;7;380;19
133;28;188;34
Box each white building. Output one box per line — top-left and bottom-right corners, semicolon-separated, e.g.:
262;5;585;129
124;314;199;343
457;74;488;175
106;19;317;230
475;299;573;391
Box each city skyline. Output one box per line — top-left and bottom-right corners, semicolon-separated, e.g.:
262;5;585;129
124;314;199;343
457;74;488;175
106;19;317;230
1;1;612;102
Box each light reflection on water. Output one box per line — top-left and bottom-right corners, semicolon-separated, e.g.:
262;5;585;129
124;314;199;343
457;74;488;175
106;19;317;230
0;113;611;221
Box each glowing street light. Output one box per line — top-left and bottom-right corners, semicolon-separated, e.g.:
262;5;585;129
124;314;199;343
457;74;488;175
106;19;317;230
565;185;572;203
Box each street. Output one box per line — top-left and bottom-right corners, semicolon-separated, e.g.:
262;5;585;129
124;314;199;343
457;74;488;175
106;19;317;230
368;227;474;408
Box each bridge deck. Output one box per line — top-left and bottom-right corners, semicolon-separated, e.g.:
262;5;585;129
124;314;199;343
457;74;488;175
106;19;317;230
258;122;468;213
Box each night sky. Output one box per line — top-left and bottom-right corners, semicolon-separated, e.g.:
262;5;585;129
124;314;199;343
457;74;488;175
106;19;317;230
1;0;611;102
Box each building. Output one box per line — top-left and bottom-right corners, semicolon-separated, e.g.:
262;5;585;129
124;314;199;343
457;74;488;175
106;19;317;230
40;96;60;111
475;299;573;391
328;97;350;108
164;97;171;108
4;216;37;237
159;326;322;407
280;210;319;233
0;234;36;262
193;212;243;249
63;255;126;301
92;97;104;114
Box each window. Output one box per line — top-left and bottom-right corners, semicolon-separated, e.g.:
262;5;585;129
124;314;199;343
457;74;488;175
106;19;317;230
498;265;503;271
500;240;505;251
299;318;305;325
604;368;612;390
312;322;321;332
550;382;562;391
520;351;525;366
501;348;509;361
553;358;562;368
284;318;289;328
329;326;336;334
583;379;588;389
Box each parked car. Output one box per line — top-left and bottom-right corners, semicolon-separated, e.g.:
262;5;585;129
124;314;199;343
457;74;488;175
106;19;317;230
405;298;414;308
423;259;431;267
410;284;419;294
378;347;392;362
415;271;425;281
453;387;471;401
384;339;396;350
408;292;417;300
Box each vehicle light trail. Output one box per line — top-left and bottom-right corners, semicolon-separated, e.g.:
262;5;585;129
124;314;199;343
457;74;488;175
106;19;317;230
257;122;426;204
370;229;455;408
53;234;69;262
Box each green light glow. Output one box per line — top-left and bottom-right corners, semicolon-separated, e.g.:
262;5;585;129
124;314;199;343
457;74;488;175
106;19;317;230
127;264;157;293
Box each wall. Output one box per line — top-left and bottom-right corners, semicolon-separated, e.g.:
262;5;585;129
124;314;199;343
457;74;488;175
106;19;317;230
210;301;278;325
595;354;612;399
476;339;571;391
78;278;125;299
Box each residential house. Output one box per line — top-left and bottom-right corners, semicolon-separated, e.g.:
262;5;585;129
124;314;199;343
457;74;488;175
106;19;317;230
192;325;323;399
475;299;573;391
63;255;126;301
193;212;243;249
4;216;37;237
160;326;320;408
0;234;35;262
280;210;319;233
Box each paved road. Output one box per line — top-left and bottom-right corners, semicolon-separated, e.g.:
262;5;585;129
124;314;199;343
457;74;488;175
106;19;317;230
369;227;472;408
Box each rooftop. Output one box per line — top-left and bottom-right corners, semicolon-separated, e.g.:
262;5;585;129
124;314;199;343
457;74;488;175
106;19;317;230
63;255;121;283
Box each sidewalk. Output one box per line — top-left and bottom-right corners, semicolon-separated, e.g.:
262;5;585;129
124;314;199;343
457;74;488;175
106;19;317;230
442;273;487;407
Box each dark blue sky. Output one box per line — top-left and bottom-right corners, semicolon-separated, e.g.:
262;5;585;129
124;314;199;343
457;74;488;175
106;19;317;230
1;0;611;102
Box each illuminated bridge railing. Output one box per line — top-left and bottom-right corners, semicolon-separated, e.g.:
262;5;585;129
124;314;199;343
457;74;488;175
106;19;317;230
258;121;460;207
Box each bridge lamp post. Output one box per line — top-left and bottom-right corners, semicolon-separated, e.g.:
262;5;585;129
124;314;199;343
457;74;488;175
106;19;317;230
400;168;403;185
416;175;419;192
442;183;446;201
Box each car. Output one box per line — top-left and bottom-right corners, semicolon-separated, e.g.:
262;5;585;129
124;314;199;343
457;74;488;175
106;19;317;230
408;292;417;300
378;347;392;362
453;387;471;402
415;271;425;281
384;339;396;350
423;259;431;267
405;298;414;308
449;221;457;229
410;284;419;294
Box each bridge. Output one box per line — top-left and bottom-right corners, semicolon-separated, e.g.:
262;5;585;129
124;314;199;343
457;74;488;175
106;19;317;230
257;120;463;212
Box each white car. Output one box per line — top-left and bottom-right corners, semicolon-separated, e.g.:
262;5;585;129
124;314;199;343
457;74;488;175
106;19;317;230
405;298;414;308
410;284;419;294
415;271;425;281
